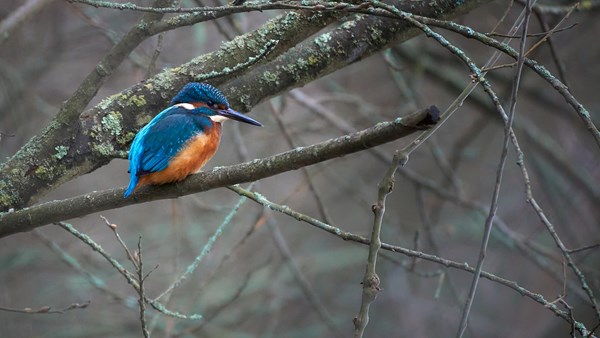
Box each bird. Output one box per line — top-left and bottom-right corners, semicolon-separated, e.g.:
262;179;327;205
124;82;262;198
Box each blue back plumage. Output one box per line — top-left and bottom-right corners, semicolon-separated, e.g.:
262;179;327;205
124;83;224;197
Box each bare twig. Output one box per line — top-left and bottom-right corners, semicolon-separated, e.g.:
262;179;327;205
395;45;600;208
67;4;147;68
226;186;596;337
33;230;127;303
353;151;402;337
56;221;203;320
456;1;533;336
0;301;90;315
482;4;578;72
413;15;600;148
487;22;577;38
531;10;571;87
154;185;253;301
135;237;150;338
177;257;273;337
490;0;515;34
145;33;165;78
101;215;139;270
267;216;344;338
528;0;600;15
269;99;333;225
568;243;600;254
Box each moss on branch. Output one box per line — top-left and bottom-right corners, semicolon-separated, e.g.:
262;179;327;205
0;10;337;211
0;107;439;237
0;0;490;213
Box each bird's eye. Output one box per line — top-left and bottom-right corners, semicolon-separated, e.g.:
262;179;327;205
206;101;215;107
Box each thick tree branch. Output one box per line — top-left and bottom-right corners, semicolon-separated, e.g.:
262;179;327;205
0;0;175;209
0;0;488;213
0;9;336;211
0;107;439;237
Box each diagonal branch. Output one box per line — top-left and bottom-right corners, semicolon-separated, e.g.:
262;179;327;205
0;9;337;211
0;0;177;209
0;0;487;212
457;0;533;334
0;106;439;238
227;185;597;337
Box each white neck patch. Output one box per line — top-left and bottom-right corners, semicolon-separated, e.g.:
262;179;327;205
175;103;195;110
209;115;229;123
175;103;229;123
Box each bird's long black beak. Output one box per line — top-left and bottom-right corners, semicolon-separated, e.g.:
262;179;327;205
217;108;262;126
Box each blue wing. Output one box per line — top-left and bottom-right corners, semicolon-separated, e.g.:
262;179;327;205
139;115;201;173
124;106;206;197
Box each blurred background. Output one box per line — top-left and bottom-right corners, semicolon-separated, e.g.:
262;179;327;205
1;0;599;337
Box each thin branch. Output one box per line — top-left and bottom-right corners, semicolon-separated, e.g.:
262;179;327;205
145;33;165;78
153;185;253;300
395;45;600;208
392;8;600;317
482;4;578;72
267;216;344;338
67;4;147;68
269;99;333;225
382;2;531;162
136;237;150;338
353;151;402;337
56;221;203;320
531;7;571;90
295;77;593;307
568;243;600;254
226;186;596;337
298;46;595;308
524;4;577;58
486;22;577;38
0;301;90;315
457;0;533;335
33;230;127;303
101;215;139;270
529;0;600;14
527;185;600;320
413;14;600;149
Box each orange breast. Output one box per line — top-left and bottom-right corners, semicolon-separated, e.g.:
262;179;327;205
137;123;222;187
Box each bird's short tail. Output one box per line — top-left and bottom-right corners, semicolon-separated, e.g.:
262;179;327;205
124;176;138;198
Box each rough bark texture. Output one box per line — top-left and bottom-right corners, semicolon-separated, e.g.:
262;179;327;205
0;107;439;237
0;0;490;213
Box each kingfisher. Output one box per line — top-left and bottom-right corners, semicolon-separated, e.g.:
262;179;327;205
124;82;262;198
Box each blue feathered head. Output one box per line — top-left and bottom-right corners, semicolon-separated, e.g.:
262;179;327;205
170;82;230;107
169;82;262;127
